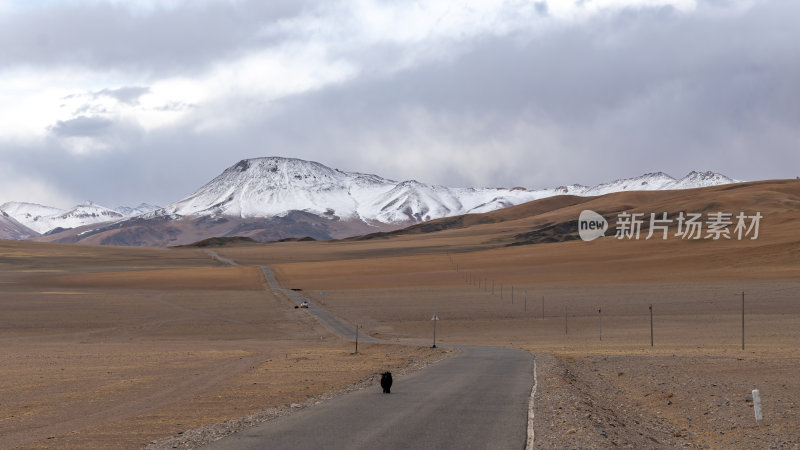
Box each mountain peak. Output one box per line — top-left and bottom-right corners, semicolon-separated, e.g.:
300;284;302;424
672;171;737;189
115;203;161;217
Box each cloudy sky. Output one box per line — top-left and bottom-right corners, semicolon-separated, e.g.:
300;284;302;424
0;0;797;209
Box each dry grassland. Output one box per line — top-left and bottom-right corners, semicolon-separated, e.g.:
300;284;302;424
3;180;799;448
0;241;442;448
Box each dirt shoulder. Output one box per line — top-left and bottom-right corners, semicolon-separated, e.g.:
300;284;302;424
532;349;799;449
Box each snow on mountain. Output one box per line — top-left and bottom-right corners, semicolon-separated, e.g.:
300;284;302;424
152;157;738;228
577;172;678;196
0;202;66;234
115;203;161;217
155;157;396;221
2;158;737;243
669;171;737;190
1;201;124;234
0;210;38;239
366;180;465;223
38;202;125;233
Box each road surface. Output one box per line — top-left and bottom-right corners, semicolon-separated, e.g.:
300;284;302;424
202;266;534;450
261;267;376;342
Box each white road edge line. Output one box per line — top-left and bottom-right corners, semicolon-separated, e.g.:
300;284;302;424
526;355;537;450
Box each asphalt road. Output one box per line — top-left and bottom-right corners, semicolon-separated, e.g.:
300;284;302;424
204;345;533;450
202;266;534;450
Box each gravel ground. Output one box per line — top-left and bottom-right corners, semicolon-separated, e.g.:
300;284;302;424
531;351;800;449
532;353;688;449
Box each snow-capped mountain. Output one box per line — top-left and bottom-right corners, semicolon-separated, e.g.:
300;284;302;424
115;203;161;217
552;171;737;196
0;201;124;234
155;158;392;220
151;158;557;225
150;158;737;226
7;157;739;245
562;172;678;196
36;202;124;234
669;171;738;190
0;202;65;233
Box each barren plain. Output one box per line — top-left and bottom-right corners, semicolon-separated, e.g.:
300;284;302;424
0;242;444;448
2;179;800;448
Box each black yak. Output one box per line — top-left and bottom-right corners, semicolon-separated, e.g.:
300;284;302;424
380;372;393;394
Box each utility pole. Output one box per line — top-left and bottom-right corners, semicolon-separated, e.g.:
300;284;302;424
599;307;602;341
431;314;439;348
741;291;745;350
355;324;360;354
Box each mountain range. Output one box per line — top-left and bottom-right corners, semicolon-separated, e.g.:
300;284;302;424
0;157;738;245
0;201;160;236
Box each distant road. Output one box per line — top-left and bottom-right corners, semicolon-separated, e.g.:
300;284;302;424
260;266;374;342
202;266;534;450
206;250;239;266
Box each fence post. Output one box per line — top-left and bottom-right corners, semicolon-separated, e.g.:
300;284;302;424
649;304;654;347
599;307;602;341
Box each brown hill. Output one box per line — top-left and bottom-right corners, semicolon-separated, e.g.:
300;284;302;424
36;211;398;247
0;211;38;240
216;179;800;286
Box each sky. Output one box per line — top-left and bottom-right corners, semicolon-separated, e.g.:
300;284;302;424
0;0;798;209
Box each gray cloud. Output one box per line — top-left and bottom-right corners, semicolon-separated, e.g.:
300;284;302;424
94;86;150;105
1;0;799;209
0;0;313;75
49;116;114;137
246;0;800;187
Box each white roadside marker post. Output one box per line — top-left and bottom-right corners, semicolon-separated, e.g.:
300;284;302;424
752;389;763;422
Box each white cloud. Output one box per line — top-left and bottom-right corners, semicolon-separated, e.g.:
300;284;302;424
547;0;697;21
0;166;75;208
0;0;706;145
